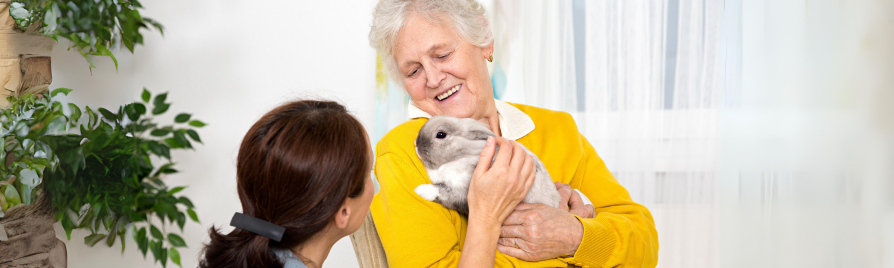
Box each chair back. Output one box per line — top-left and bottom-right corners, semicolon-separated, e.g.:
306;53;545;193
349;211;389;268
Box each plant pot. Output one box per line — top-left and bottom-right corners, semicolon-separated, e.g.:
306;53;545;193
0;189;66;268
0;0;54;107
0;1;63;267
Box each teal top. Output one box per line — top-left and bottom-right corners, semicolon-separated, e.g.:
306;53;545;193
273;249;308;268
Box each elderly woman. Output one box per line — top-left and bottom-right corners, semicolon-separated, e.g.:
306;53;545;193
368;0;659;267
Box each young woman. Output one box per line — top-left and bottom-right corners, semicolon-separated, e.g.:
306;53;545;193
199;100;535;268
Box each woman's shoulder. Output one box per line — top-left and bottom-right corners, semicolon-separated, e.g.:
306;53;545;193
375;118;427;158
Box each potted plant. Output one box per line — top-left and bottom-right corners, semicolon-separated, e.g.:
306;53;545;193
0;88;205;268
1;1;200;267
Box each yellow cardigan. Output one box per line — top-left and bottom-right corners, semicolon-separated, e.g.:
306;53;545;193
370;103;658;268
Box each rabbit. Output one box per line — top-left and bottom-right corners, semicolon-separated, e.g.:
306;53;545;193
413;115;561;216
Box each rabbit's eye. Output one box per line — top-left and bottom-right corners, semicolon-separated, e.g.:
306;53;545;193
436;132;447;139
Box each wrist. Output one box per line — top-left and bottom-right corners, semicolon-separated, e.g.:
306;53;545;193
567;214;584;256
468;208;503;229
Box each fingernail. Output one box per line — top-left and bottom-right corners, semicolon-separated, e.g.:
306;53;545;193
486;137;494;146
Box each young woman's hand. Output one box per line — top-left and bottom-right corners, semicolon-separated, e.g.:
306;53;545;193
467;137;538;226
458;137;538;268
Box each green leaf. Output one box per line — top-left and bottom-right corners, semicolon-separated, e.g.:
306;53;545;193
174;113;191;123
152;163;177;179
62;213;76;240
139;238;149;258
136;227;149;258
106;226;118;247
145;18;165;36
133;103;147;115
177;197;194;208
150;225;164;240
124;103;140;121
94;214;103;231
51;88;74;97
176;212;186;231
102;215;114;231
170;247;181;267
147;140;171;159
168;186;186;195
95;44;118;71
150;129;171;137
85;106;98;127
168;233;187;248
68;103;82;124
153;92;168;106
137;227;147;242
85;233;107;247
173;131;191;149
188;120;206;128
160;245;168;268
77;208;96;229
158;144;171;161
104;215;120;245
152;103;170;115
94;202;106;218
154;201;176;223
186;129;202;144
98;107;118;122
187;208;199;223
151;240;160;263
142;88;151;103
120;229;127;254
164;138;182;149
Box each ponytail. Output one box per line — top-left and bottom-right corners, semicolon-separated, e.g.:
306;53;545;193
199;227;282;268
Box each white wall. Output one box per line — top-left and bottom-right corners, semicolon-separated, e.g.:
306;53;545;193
50;0;378;267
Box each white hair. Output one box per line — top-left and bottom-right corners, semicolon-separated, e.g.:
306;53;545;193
369;0;493;85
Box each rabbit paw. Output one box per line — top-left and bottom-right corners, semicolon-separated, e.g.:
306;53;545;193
414;184;439;201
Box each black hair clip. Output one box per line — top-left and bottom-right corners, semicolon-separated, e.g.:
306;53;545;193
230;212;286;242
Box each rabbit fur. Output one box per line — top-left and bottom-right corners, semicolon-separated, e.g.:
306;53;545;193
414;115;561;216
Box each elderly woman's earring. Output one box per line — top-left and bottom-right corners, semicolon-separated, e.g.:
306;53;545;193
488;53;493;62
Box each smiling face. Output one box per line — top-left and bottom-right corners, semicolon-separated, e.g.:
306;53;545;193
393;12;496;120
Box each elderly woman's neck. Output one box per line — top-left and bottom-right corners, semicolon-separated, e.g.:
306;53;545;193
475;100;502;136
479;114;502;137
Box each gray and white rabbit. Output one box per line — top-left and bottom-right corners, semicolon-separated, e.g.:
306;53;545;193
414;115;561;216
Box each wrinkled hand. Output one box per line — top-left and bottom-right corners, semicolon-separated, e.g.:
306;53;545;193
555;182;596;219
496;203;583;261
467;138;538;226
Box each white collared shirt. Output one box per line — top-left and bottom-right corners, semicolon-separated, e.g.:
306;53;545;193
407;100;536;140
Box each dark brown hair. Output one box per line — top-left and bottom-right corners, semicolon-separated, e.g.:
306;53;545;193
199;100;370;268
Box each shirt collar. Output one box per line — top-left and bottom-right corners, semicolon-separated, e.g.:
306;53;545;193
407;99;535;140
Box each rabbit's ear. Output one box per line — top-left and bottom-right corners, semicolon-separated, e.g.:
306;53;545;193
466;121;496;140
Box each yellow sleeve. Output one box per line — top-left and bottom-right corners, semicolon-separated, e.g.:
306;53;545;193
558;135;659;268
371;152;570;268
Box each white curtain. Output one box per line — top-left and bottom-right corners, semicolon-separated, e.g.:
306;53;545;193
492;1;720;267
718;0;894;267
375;0;894;266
